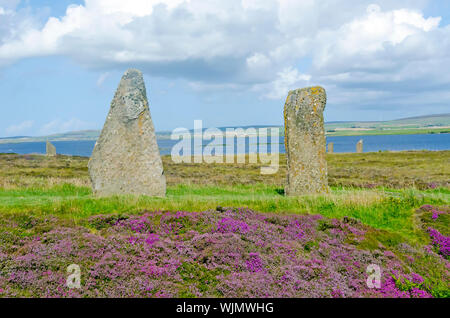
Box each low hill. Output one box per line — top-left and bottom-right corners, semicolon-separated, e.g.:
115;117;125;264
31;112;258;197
0;114;449;143
324;113;450;136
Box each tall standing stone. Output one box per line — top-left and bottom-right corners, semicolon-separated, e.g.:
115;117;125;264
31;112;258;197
328;142;334;154
284;86;329;195
88;69;166;197
46;141;56;156
356;139;363;153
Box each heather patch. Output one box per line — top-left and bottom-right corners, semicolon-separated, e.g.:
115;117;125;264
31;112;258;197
416;205;449;259
0;207;448;298
428;228;449;257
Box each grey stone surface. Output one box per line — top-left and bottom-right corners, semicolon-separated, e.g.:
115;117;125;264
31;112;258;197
284;86;329;195
328;142;334;154
46;141;56;156
356;139;364;153
88;69;166;197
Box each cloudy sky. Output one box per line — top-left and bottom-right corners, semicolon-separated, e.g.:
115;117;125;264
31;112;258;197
0;0;449;137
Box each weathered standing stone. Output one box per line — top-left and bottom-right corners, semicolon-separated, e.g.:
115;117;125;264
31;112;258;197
46;141;56;156
356;139;363;153
327;142;334;154
284;86;329;195
88;69;166;197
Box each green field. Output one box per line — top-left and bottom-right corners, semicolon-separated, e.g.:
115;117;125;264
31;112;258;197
0;151;448;240
0;183;448;242
0;152;448;297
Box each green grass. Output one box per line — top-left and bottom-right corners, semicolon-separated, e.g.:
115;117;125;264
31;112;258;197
0;183;447;244
0;152;448;245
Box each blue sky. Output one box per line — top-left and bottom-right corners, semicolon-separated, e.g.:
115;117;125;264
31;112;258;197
0;0;449;137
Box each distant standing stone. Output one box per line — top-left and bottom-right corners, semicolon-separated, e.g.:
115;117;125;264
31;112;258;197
88;69;166;197
356;139;364;153
46;141;56;156
328;142;334;154
284;86;329;195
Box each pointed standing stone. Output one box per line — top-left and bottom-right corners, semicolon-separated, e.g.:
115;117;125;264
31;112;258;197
328;142;334;154
88;69;166;197
284;86;329;195
46;141;56;156
356;139;363;153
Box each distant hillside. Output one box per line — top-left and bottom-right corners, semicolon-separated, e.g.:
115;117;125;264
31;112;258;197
326;114;450;129
45;130;100;140
0;130;101;144
324;113;450;136
1;114;449;144
0;136;30;140
392;113;450;121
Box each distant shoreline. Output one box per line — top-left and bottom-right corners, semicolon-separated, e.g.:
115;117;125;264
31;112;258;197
0;129;449;144
1;149;449;160
325;128;450;137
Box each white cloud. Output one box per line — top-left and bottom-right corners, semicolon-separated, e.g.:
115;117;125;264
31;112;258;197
39;118;94;135
256;67;312;99
246;53;271;70
313;5;441;67
308;6;450;110
0;0;448;113
5;120;34;136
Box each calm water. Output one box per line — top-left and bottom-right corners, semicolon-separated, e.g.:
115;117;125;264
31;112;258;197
0;134;448;157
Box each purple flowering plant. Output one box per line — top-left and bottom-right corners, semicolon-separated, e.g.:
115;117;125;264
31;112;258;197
0;206;448;298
